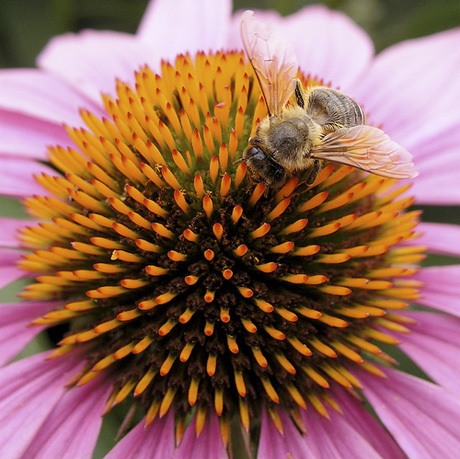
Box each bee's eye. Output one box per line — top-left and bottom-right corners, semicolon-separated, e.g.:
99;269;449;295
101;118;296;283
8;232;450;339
273;168;285;182
246;146;264;159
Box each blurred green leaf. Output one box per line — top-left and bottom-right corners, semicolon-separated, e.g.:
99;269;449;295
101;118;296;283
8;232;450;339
0;196;29;218
2;0;458;69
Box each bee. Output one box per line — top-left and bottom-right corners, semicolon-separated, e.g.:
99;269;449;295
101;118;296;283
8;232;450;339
240;10;417;188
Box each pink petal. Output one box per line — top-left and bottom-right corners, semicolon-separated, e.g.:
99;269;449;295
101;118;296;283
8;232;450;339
0;218;35;248
416;265;460;317
0;352;83;457
138;0;232;62
0;69;104;127
411;159;460;204
173;412;226;458
359;367;460;458
0;301;57;365
396;110;459;157
258;408;310;458
107;412;175;459
0;156;53;198
399;311;460;393
400;118;460;204
258;399;404;459
352;28;460;204
229;6;373;94
415;222;460;256
0;266;25;289
106;412;174;459
37;31;160;103
301;404;383;458
0;109;71;159
279;6;374;93
24;377;110;458
353;28;460;142
332;387;405;458
0;248;26;288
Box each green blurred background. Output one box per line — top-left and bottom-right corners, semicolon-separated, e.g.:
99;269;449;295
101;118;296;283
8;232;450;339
1;0;460;69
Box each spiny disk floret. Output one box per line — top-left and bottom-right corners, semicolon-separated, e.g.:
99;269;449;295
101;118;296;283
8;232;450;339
20;51;422;436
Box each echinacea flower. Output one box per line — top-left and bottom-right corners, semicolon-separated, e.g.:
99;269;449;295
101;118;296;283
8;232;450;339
1;0;460;457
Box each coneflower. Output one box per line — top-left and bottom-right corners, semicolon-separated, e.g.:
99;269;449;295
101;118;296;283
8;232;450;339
1;1;459;457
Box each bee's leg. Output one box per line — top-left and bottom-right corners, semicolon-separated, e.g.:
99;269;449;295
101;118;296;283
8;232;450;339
321;122;343;134
306;159;322;185
262;181;270;198
295;79;305;109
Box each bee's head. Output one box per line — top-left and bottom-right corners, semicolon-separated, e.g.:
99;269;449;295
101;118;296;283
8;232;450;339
243;142;287;187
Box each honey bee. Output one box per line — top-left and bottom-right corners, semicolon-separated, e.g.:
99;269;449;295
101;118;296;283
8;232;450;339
240;10;417;187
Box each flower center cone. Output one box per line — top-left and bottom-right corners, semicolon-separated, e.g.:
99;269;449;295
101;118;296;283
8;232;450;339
18;51;423;445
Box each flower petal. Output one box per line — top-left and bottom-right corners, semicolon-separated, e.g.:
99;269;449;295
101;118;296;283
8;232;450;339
0;69;104;127
0;352;83;457
410;154;460;204
0;156;53;198
333;387;405;458
0;109;71;159
37;31;156;103
138;0;232;63
257;409;310;458
416;265;460;317
301;404;383;458
229;6;374;93
352;28;460;204
279;6;374;92
353;28;460;141
0;266;25;289
106;412;175;459
416;222;460;256
360;368;460;458
173;413;226;458
400;311;460;393
0;218;34;248
258;401;403;459
24;377;110;458
0;302;57;366
0;248;26;288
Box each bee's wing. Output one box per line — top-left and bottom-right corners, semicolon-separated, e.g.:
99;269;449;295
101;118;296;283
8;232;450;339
311;125;418;179
240;10;298;116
